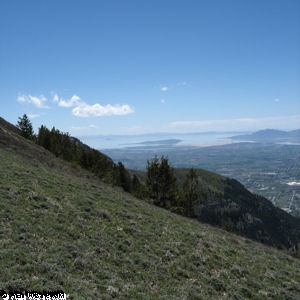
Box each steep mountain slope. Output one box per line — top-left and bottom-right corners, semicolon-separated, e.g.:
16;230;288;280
0;116;21;135
134;165;300;249
196;176;300;249
1;120;300;298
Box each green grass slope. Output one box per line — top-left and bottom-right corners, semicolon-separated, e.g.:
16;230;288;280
1;125;300;298
135;166;300;250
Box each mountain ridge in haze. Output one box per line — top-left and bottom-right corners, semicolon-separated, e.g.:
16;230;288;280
231;129;300;143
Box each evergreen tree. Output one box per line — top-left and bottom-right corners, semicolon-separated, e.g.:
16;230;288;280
183;168;201;217
131;174;145;198
114;162;132;192
158;156;177;207
37;125;51;150
16;114;34;139
146;155;177;207
146;155;160;203
36;123;134;191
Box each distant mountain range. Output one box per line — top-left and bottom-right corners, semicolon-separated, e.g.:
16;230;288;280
231;129;300;144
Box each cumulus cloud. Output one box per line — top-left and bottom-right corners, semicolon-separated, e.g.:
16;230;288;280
52;94;81;107
52;92;134;117
17;92;134;118
17;94;49;108
72;103;134;117
52;93;59;103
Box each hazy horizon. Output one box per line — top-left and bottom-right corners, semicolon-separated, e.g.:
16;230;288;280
78;128;300;150
80;131;237;150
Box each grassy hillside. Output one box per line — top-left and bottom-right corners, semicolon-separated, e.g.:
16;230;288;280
134;165;300;250
1;124;300;298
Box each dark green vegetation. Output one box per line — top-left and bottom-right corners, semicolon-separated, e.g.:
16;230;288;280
142;162;300;250
13;114;142;196
1;117;300;297
104;142;300;216
16;114;34;140
146;156;177;208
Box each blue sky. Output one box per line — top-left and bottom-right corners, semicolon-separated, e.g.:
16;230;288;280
1;0;299;137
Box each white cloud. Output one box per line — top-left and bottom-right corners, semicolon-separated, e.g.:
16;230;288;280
18;92;134;119
274;98;280;103
160;98;166;104
27;114;40;119
17;95;26;103
160;86;169;92
17;94;49;108
52;93;59;103
170;115;300;132
156;81;190;91
72;103;134;117
53;94;81;107
52;93;134;117
60;94;81;107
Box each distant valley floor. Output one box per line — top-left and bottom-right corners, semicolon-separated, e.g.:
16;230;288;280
103;143;300;217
